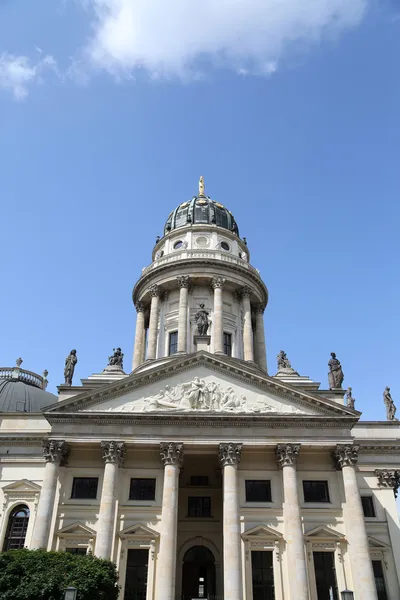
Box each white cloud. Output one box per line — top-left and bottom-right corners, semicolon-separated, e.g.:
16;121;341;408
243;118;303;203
0;53;58;99
84;0;368;78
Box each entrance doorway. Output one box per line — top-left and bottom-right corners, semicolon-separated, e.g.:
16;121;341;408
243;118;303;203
124;549;148;600
182;546;216;600
313;552;339;600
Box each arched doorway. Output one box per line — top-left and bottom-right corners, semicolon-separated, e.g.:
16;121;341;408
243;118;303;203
182;546;216;600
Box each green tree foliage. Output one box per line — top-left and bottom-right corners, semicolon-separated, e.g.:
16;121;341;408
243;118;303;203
0;549;119;600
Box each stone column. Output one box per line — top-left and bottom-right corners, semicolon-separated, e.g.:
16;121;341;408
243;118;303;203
254;304;267;372
375;469;400;588
334;445;378;600
31;439;69;549
155;442;184;600
95;441;126;560
147;284;161;360
219;443;243;600
241;287;254;362
276;444;308;600
132;301;145;370
177;276;190;353
212;277;225;354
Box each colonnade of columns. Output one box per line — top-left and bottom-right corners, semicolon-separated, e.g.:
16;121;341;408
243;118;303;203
132;276;267;370
31;439;380;600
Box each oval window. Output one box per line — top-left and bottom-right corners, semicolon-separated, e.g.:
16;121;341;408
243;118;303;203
196;236;208;247
220;241;230;251
174;240;183;249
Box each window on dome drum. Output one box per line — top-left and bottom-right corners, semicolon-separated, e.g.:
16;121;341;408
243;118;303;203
3;504;30;550
190;475;209;486
188;497;211;517
173;240;184;249
223;333;232;357
168;331;178;355
71;477;98;499
245;480;272;502
66;547;87;556
129;478;156;501
373;560;388;600
303;480;330;503
361;496;376;518
220;241;230;251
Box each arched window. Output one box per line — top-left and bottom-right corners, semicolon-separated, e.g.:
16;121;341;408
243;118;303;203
3;504;30;551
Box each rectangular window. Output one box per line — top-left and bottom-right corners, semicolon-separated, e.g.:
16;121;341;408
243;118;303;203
223;332;232;357
303;480;330;503
313;552;338;600
251;551;275;600
373;560;388;600
168;331;178;356
71;477;98;499
66;547;87;556
188;497;211;517
129;478;156;501
245;480;272;502
190;475;209;487
124;549;149;600
361;496;376;518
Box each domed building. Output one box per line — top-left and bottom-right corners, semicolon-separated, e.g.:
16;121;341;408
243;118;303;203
0;178;399;600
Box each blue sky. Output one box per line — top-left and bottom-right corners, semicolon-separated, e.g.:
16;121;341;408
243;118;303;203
0;1;399;423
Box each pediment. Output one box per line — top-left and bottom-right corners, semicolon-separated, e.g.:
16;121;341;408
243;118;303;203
119;524;159;539
2;479;41;494
45;352;357;420
56;522;96;537
242;525;282;539
305;526;344;540
368;536;390;549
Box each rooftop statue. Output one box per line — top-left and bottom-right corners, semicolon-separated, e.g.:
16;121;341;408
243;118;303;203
199;175;205;196
108;348;124;369
277;350;292;370
346;387;355;410
64;349;77;386
384;387;397;421
328;352;344;389
194;304;210;336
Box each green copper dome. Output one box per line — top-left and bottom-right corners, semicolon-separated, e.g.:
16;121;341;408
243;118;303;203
164;178;239;236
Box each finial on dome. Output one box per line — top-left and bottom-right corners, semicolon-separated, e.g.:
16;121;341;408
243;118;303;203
16;358;23;367
199;176;205;197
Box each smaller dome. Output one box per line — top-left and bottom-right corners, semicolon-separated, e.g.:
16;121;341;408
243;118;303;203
0;361;57;412
164;178;239;236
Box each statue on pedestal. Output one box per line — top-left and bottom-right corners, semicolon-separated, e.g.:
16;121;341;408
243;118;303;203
384;387;397;421
328;352;344;389
194;304;209;336
346;387;355;410
64;350;77;386
108;348;124;369
277;351;292;370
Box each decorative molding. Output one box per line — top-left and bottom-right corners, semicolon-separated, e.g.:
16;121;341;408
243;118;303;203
160;442;184;467
241;286;252;298
42;439;69;466
275;443;300;468
148;284;161;297
135;301;145;313
254;304;266;314
177;275;191;289
219;442;242;467
333;444;359;469
1;479;41;518
211;277;225;289
100;441;126;466
375;469;400;498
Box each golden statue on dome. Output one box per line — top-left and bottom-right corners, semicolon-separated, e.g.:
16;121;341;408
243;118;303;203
199;176;205;196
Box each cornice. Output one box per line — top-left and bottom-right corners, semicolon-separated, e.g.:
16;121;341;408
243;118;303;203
44;352;357;420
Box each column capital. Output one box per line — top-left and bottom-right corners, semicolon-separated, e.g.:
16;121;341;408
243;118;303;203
177;275;191;289
275;443;300;468
219;442;242;467
211;276;226;289
254;303;266;314
101;441;126;466
333;444;359;469
42;439;69;466
148;284;161;297
135;301;145;313
241;286;253;298
160;442;184;467
375;469;400;498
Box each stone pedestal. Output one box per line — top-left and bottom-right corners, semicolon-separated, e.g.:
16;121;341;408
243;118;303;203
31;440;69;549
219;443;243;600
95;441;126;560
155;443;184;600
193;335;211;352
276;444;308;600
334;445;378;600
